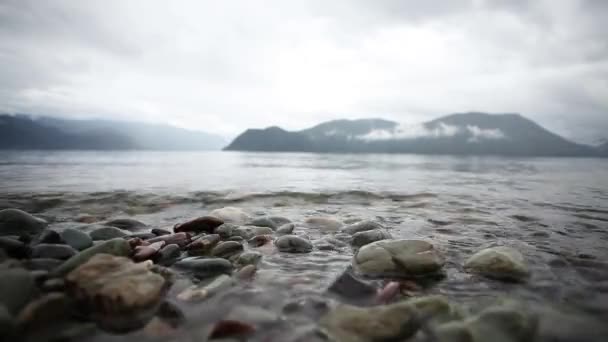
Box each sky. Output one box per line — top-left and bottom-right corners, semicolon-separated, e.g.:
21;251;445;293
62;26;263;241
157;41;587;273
0;0;606;143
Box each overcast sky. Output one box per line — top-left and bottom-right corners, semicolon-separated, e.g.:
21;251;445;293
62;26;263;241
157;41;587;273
0;0;606;142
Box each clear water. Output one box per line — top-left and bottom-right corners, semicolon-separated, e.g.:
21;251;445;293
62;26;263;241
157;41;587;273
1;151;607;341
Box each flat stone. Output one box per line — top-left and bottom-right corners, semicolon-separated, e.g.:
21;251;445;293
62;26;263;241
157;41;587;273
276;223;295;236
464;246;529;282
351;229;392;248
105;218;147;231
210;207;251;225
211;241;244;259
275;235;313;253
249;216;291;230
60;228;93;251
174;216;224;234
353;239;444;278
0;268;37;314
320;301;420;342
305;217;343;232
32;244;77;260
341;220;383;235
89;226;129;240
235;251;263;267
174;257;233;279
0;209;47;237
66;254;170;332
52;238;132;277
0;236;30;258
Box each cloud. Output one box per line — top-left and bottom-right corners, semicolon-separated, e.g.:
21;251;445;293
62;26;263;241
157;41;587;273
358;122;506;142
0;0;606;142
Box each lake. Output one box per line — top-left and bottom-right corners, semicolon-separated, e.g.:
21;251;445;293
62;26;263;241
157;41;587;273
1;150;607;341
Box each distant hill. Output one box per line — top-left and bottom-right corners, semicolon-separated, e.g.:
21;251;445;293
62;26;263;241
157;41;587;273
225;112;605;157
0;114;226;150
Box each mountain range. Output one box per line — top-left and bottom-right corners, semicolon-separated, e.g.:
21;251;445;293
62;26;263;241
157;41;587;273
0;114;226;150
225;112;607;157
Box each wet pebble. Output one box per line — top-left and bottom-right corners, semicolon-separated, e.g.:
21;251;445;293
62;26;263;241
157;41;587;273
151;228;172;236
351;229;392;248
0;268;37;314
275;235;313;253
60;228;93;251
464;246;529;282
0;236;31;259
276;223;296;236
0;209;47;237
89;226;129;240
341;220;383;235
210;207;251;225
174;257;233;279
32;243;77;260
32;230;63;245
211;241;244;259
174;216;224;234
105;218;147;231
155;244;182;266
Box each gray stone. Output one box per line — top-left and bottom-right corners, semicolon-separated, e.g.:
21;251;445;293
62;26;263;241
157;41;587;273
0;236;30;258
41;278;65;292
89;226;129;240
105;218;147;231
305;217;343;232
24;258;64;271
60;228;93;251
0;268;37;314
174;257;233;279
464;246;529;282
0;209;47;236
341;220;383;235
127;232;156;240
151;228;171;236
52;238;132;277
155;244;181;266
216;223;238;238
32;230;63;245
32;244;77;260
210;207;251;225
177;274;235;302
351;229;392;248
211;241;244;259
275;235;313;253
249;216;291;230
276;223;295;236
353;239;444;278
232;226;274;240
235;251;263;267
226;305;280;325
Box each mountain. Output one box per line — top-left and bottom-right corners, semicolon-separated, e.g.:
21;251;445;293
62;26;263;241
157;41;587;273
0;114;226;150
225;112;604;157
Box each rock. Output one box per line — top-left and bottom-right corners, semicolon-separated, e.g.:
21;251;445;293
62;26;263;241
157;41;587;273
327;269;376;303
228;236;244;242
316;237;348;251
105;218;147;231
66;254;170;332
60;228;93;251
433;303;538;342
89;226;129;240
353;239;444;278
133;241;165;261
185;234;221;255
155;244;181;266
249;216;291;230
24;258;64;271
464;246;529;282
174;257;233;279
351;229;392;248
16;292;70;329
0;268;37;314
235;265;257;281
233;226;274;240
275;235;313;253
208;320;256;339
211;241;244;259
226;305;280;325
174;216;224;234
305;217;343;232
276;223;295;236
0;236;31;258
0;304;16;339
31;230;63;245
147;232;190;247
52;238;131;277
216;223;238;238
248;235;274;247
320;301;420;342
128;232;156;240
41;278;65;292
341;220;383;235
235;251;263;267
0;209;47;237
176;274;234;301
151;228;171;236
210;207;251;225
32;244;78;260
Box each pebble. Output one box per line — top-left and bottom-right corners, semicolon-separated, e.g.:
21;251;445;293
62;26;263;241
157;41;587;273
60;228;93;251
249;216;291;230
174;216;224;234
89;226;129;240
32;244;78;260
25;258;64;271
464;246;529;282
275;235;313;253
210;207;251;225
155;244;182;266
152;228;172;236
0;268;37;314
305;217;343;232
173;257;233;279
341;220;383;235
211;241;244;259
276;223;295;236
147;232;191;247
0;209;47;236
0;236;31;259
52;238;132;276
31;230;63;245
105;218;147;231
